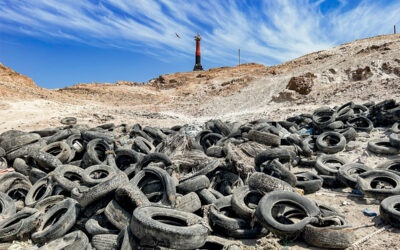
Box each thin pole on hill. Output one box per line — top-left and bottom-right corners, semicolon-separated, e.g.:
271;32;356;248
238;49;240;66
395;25;397;34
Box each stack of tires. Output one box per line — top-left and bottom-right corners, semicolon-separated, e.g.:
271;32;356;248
0;99;399;249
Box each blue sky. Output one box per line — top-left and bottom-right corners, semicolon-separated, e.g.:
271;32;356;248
0;0;399;88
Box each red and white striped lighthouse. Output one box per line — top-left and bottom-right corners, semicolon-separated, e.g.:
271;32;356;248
193;33;203;71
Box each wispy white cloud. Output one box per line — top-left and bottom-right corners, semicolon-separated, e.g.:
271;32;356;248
0;0;399;66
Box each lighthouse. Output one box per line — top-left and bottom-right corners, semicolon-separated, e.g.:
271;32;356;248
193;33;203;71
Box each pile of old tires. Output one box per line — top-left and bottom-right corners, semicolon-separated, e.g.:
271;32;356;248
0;99;399;249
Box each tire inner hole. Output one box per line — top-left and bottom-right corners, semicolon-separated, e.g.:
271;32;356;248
244;191;263;209
323;136;340;146
116;155;136;170
48;147;62;156
43;208;68;230
64;172;82;183
33;184;47;201
272;202;307;224
370;177;397;189
95;144;106;162
8;189;28;200
394;204;400;212
325;160;342;170
89;170;109;180
388;164;400;172
152;215;187;226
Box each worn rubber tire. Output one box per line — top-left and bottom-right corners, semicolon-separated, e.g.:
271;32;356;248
130;166;176;206
367;139;400;155
356;170;400;200
38;230;89;250
346;116;373;133
248;172;296;194
174;192;202;213
302;216;355;248
389;133;400;148
231;186;263;220
380;195;400;228
61;117;77;126
53;164;85;191
338;163;372;188
92;234;119;250
0;207;41;242
255;191;320;239
295;171;323;194
0;192;16;221
177;175;210;194
34;195;65;213
40;141;72;164
247;130;280;147
316;131;346;154
376;158;400;175
82;164;117;186
0;133;41;153
32;198;81;243
85;212;120;236
315;154;347;175
131;206;209;249
104;199;131;230
25;177;54;207
114;184;150;214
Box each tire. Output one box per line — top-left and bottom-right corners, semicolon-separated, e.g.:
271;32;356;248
131;206;209;249
179;159;220;182
92;234;119;250
335;127;357;142
48;129;81;144
255;191;320;239
40;141;72;164
32;198;81;243
61;117;77;125
206;145;225;158
356;170;400;200
392;122;400;133
25;177;54;207
389;133;400;148
132;136;155;154
6;139;47;162
200;133;223;150
12;158;30;176
320;175;346;188
316;131;346;154
294;172;323;194
71;171;129;207
81;131;114;145
209;196;268;239
31;128;59;137
85;212;120;236
86;139;113;166
257;159;296;187
82;164;117;186
315;154;347;175
130;166;176;206
38;230;89;250
53;164;85;191
338;163;372;188
200;235;242;250
177;175;210;194
115;184;150;213
197;188;218;204
0;207;41;242
34;195;65;213
346;116;373;133
114;148;139;171
117;227;138;250
376;158;400;175
231;186;263;220
28;151;62;171
248;172;295;194
104;199;131;230
0;192;16;221
368;139;400;155
174;192;202;213
135;152;172;173
312;107;337;129
302;216;355;248
0;133;41;153
380;195;400;228
246;130;280;147
254;148;294;167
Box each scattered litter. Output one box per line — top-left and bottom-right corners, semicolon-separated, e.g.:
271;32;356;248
363;208;377;217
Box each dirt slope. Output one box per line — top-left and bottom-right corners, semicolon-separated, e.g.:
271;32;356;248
0;34;399;130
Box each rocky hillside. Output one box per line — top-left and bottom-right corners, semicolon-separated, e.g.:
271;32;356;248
0;34;399;126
